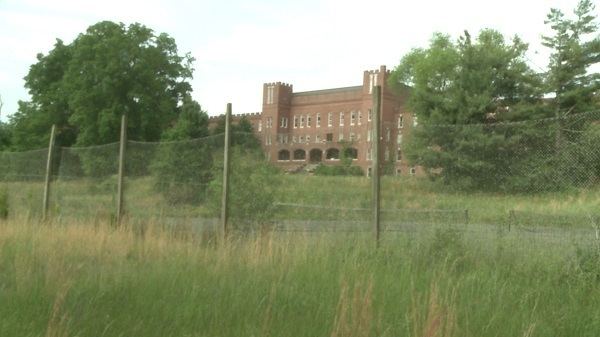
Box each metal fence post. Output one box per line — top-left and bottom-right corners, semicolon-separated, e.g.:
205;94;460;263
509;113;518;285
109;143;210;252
372;86;381;246
116;114;127;225
221;103;232;240
42;124;56;220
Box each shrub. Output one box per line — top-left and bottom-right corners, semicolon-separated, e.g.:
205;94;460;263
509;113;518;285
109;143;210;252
0;187;8;219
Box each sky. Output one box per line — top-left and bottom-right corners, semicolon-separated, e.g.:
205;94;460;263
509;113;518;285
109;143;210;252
0;0;594;121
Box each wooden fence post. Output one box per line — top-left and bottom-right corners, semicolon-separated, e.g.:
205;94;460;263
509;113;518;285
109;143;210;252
42;124;56;220
116;114;127;225
372;86;381;246
221;104;232;240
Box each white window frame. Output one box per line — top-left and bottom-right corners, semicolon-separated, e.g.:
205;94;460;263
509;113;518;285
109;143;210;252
368;109;372;122
316;113;321;127
307;115;311;128
338;132;344;141
358;111;362;125
294;116;299;129
339;112;345;126
328;112;333;127
350;111;356;126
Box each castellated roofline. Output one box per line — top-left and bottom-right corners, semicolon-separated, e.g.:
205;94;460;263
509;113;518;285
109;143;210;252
208;112;261;120
264;82;293;89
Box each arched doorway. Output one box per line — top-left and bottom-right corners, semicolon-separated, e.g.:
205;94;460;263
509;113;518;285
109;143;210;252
326;148;340;160
293;149;306;161
309;149;323;163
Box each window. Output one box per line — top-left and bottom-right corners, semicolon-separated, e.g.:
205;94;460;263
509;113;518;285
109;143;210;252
315;135;321;143
396;149;402;161
397;134;403;144
367;148;372;161
358;111;362;125
300;115;305;128
299;136;304;143
350;111;356;126
326;133;333;142
328;112;333;127
398;114;404;129
368;109;372;121
339;112;345;126
293;149;306;161
338;132;344;141
266;85;274;104
278;150;290;161
316;113;321;127
307;115;311;128
306;135;310;143
266;134;272;145
367;167;372;177
410;167;416;175
258;120;262;132
367;130;372;142
292;135;297;143
284;134;288;144
267;117;273;128
294;116;299;128
349;132;355;141
280;117;286;128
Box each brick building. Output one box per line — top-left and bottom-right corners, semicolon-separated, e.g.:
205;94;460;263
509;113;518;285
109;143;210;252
210;65;418;176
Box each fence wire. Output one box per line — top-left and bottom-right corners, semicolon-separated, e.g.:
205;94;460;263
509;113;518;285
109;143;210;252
0;114;599;254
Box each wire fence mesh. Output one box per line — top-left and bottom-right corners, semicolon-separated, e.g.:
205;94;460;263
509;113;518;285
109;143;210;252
0;112;599;254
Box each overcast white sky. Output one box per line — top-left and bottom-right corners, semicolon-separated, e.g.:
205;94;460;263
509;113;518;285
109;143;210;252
0;0;594;120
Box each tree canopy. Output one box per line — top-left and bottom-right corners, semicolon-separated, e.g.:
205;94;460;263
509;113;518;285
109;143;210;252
9;21;195;150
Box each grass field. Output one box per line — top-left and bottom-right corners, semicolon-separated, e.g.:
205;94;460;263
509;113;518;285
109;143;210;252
2;174;600;228
0;218;599;337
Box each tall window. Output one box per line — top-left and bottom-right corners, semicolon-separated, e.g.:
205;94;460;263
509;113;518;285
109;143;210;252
306;135;310;143
328;112;333;127
307;115;312;128
397;134;403;144
398;114;404;129
267;117;273;128
367;130;372;142
266;85;274;104
350;111;356;126
338;132;344;141
396;149;402;161
299;136;304;143
292;135;297;143
315;135;321;143
258;120;262;132
367;148;372;161
349;132;355;141
300;115;305;128
339;112;345;126
358;111;362;125
316;113;321;127
294;116;299;128
368;109;372;121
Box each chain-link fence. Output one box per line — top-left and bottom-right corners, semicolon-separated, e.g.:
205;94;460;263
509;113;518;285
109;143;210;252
0;110;599;253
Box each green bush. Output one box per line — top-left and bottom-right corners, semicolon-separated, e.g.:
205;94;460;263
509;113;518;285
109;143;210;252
0;188;8;219
313;163;363;176
207;147;280;226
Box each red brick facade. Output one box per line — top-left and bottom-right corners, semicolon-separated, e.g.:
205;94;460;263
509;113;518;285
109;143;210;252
210;65;420;176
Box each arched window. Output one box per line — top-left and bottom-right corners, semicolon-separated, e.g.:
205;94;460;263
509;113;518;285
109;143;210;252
309;149;323;162
344;147;358;160
293;149;306;160
278;150;290;161
326;148;340;160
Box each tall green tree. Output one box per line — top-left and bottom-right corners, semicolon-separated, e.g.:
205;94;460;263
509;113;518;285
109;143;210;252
543;0;600;115
390;30;548;191
10;21;194;150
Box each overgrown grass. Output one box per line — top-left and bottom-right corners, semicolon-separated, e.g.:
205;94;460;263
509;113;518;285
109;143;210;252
0;219;599;337
3;174;600;227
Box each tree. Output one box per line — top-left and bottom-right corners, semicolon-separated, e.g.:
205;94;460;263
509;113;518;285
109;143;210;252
10;21;194;150
390;30;548;191
151;96;213;204
543;0;600;115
